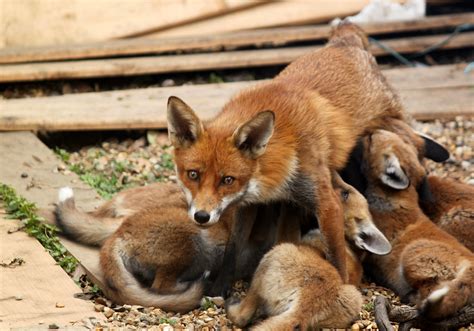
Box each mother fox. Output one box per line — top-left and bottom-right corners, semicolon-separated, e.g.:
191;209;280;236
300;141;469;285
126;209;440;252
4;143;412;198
167;23;405;293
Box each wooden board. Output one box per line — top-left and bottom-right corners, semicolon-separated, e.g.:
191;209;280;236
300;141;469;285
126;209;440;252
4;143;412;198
0;0;257;48
139;0;374;39
0;64;472;131
0;13;471;64
0;31;473;83
0;210;103;328
0;132;104;288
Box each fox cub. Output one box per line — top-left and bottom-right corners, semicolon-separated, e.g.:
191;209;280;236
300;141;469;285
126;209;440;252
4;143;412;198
226;175;391;330
362;130;474;319
56;183;278;312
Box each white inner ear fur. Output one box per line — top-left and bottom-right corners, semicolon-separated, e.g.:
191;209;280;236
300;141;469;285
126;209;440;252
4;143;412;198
167;97;203;147
354;220;392;255
233;111;275;158
380;154;409;190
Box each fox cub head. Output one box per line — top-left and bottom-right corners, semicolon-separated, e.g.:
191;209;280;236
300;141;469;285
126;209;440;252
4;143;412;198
167;96;275;226
333;173;391;255
363;129;433;191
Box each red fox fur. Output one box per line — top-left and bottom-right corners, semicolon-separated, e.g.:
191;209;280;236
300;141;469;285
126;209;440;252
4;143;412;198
361;130;474;319
56;184;276;312
225;175;390;329
54;172;390;314
166;22;407;283
418;176;474;252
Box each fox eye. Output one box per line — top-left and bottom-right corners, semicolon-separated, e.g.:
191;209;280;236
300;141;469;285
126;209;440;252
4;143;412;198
222;176;235;185
341;190;349;201
187;170;199;181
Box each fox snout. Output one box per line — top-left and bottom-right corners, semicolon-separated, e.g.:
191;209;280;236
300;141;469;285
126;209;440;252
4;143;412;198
194;210;211;224
187;202;224;227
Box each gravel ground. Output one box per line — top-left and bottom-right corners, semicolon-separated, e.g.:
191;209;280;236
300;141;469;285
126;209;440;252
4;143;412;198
53;117;473;330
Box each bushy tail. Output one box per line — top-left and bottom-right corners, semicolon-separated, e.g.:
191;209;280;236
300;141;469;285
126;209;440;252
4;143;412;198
102;239;206;313
422;260;474;319
329;20;369;50
54;187;121;246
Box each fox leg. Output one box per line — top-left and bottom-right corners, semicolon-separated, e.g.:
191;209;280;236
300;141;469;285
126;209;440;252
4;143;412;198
209;205;258;297
250;310;303;331
226;291;260;328
312;167;347;282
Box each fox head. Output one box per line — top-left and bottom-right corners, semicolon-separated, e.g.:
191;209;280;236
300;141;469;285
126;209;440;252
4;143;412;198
332;173;391;255
167;96;275;226
362;129;430;191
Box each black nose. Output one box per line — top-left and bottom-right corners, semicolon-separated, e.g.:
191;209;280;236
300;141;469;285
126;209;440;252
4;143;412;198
194;210;210;224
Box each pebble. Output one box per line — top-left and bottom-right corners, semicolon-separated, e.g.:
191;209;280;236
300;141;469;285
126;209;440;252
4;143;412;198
161;79;175;87
103;307;114;318
55;302;65;308
94;304;105;312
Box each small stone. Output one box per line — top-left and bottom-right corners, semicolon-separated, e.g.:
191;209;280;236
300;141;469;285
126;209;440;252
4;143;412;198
48;324;60;329
15;295;23;301
21;172;28;178
55;302;65;308
94;304;105;312
162;79;175;87
103;307;114;318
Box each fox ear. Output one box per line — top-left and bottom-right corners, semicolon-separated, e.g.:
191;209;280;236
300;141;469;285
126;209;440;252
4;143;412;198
167;96;203;148
354;221;392;255
233;111;275;159
380;154;409;190
416;132;449;163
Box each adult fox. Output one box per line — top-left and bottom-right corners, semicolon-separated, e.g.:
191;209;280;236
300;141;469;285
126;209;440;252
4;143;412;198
167;22;419;289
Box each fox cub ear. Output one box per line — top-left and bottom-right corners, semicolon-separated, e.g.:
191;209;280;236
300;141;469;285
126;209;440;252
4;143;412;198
167;96;203;149
380;154;410;190
416;132;450;163
354;221;392;255
233;111;275;159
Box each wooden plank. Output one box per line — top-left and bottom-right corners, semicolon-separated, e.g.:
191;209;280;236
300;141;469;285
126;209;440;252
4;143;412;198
1;13;472;64
139;0;373;39
0;32;473;83
0;0;256;48
0;132;104;288
0;211;103;328
0;64;471;131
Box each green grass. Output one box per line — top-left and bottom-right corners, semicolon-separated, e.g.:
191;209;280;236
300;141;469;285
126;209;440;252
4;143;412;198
0;183;78;274
363;301;375;312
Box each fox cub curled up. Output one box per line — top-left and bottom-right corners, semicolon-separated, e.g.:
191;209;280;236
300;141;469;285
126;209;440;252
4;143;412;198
55;183;278;312
226;175;391;330
362;130;474;320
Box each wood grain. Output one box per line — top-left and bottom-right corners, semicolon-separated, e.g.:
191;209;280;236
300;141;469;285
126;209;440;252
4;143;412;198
0;64;471;131
0;132;104;287
1;13;471;64
1;32;472;83
0;0;256;48
0;211;103;328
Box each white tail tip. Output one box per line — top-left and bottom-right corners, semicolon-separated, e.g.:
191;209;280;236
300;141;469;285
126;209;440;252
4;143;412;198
427;286;449;303
58;187;74;203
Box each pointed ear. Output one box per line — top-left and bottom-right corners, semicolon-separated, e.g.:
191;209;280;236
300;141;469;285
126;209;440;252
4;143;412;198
233;111;275;159
167;96;203;149
380;154;410;190
354;221;392;255
416;132;450;163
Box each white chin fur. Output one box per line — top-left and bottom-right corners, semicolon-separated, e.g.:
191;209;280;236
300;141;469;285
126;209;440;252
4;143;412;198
58;187;74;202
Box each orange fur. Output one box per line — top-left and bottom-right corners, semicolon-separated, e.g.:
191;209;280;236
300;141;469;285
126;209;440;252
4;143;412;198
168;23;404;282
362;130;474;319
